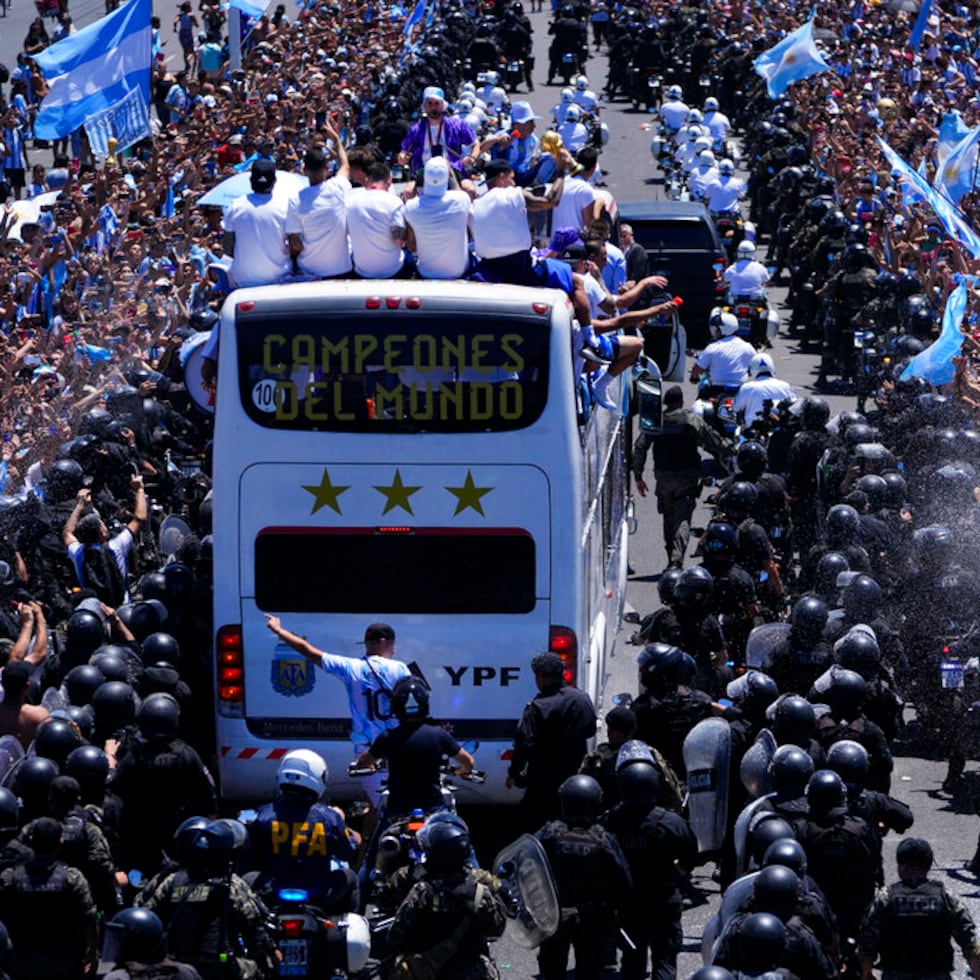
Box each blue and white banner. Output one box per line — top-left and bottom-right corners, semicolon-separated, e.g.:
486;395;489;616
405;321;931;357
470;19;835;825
753;18;833;98
84;86;152;157
900;280;969;385
934;124;980;205
229;0;271;19
909;0;933;51
33;0;152;143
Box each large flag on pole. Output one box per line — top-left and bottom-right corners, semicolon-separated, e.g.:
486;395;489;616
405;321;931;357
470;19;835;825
934;125;980;205
900;280;969;385
33;0;152;157
909;0;933;51
753;19;832;98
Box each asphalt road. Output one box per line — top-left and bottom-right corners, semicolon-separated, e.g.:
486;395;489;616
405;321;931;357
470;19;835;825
6;4;980;976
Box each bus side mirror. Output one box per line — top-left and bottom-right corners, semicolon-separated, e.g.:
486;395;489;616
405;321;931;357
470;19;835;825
636;376;663;434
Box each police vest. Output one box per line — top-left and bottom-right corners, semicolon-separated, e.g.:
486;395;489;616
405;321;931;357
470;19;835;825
879;879;953;974
6;862;81;972
541;823;613;909
836;271;875;310
652;412;702;473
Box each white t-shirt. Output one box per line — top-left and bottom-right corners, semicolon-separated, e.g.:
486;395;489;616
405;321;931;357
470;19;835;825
285;174;353;277
696;335;756;386
556;120;588;153
404;190;472;279
581;271;609;321
703;110;731;140
725;260;770;298
734;377;798;426
347;187;406;278
222;191;291;287
551;176;596;233
689;165;720;200
469;185;530;258
659;100;689;131
705;175;745;212
67;528;134;601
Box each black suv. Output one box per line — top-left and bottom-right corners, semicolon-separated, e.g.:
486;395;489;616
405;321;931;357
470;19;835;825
616;201;728;348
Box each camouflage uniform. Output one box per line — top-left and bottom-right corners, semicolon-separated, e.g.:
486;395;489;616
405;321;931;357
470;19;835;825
387;868;506;979
137;870;274;980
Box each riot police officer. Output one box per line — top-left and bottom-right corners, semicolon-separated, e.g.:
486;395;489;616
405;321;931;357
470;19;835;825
246;749;359;912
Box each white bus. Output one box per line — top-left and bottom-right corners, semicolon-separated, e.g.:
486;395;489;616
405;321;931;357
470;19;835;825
211;279;631;803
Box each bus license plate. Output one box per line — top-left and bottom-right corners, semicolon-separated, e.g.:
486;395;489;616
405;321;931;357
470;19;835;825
278;939;308;976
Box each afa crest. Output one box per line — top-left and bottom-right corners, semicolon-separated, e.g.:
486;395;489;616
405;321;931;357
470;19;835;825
272;651;316;697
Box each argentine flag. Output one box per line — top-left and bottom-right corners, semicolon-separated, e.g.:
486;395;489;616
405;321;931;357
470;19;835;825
33;0;152;156
753;19;833;98
900;281;969;386
934;125;980;205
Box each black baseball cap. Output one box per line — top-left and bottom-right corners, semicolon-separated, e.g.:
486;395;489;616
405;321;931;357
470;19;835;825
559;243;588;263
358;623;395;643
484;159;513;181
250;159;276;192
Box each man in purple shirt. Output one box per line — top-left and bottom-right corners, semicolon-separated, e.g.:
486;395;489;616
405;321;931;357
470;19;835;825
398;86;478;197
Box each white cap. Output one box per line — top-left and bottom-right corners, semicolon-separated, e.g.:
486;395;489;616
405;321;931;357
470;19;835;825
422;156;450;197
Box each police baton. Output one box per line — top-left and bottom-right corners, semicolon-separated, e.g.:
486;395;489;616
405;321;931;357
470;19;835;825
619;927;637;952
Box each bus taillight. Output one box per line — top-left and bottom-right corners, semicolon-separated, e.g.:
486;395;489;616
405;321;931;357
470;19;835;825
217;625;244;706
549;626;577;685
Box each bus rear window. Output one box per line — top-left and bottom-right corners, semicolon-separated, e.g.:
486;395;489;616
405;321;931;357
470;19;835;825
254;528;536;613
236;313;549;432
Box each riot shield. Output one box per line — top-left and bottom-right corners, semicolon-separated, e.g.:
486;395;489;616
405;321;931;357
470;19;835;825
745;622;791;669
683;717;731;853
41;687;67;713
493;834;560;949
706;870;761;964
0;736;22;788
733;793;775;877
740;728;777;799
615;739;656;771
159;515;191;558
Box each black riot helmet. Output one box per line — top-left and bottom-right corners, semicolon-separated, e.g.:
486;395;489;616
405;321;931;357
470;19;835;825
419;819;471;871
558;774;603;825
806;195;835;223
78;409;114;438
819;209;847;235
61;705;95;741
139;571;169;603
65;610;106;657
855;474;888;509
137;693;180;740
14;756;59;812
0;788;18;834
826;739;870;794
806;769;848;818
33;718;83;769
825;667;867;719
753;865;801;921
897;270;922;297
835;628;880;673
616;760;661;806
140;632;181;668
91;681;138;733
875;269;898;295
173;815;212;864
719;481;757;519
842;574;882;620
64;664;105;706
45;459;84;502
64;745;110;799
880;471;907;507
103;908;165;965
768;744;814;798
88;651;130;684
117;601;166;644
814;551;849;599
658;567;684;605
773;696;817;746
738;913;787;972
801;397;830;430
825;504;860;544
702;522;738;562
842;242;871;271
736;440;768;480
749;814;794;866
843;422;875;449
913;524;955;567
762;837;808;876
390;676;430;722
691;969;735;980
673;566;714;610
638;642;684;693
790;596;828;646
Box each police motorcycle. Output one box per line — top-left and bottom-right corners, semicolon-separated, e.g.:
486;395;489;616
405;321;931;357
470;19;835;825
713;210;745;264
236;752;373;980
692;371;740;444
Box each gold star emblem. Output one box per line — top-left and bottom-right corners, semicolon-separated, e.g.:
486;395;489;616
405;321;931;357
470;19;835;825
445;471;493;516
374;469;422;515
302;468;350;515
